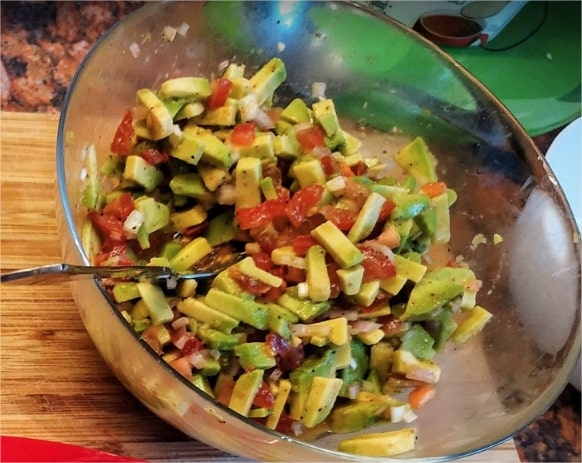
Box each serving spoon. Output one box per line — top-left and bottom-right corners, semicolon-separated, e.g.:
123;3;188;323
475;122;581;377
0;254;245;286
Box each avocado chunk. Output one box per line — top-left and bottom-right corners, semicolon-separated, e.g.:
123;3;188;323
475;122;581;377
169;236;213;272
197;162;229;192
134;196;170;233
347;192;386;243
136;281;173;325
248;57;287;106
338;428;416;457
234;342;277;370
311;221;363;269
289;349;337;393
393;254;427;283
197;98;238;126
112;282;140;303
290;317;349;347
339;338;368;397
235;156;262;209
183;124;231;168
312;98;341;137
124;155;164;192
197;325;245;350
136;88;174;140
369;341;394;384
204;210;235;247
174;102;205;121
336;265;364;296
170;204;207;231
169;173;214;203
292;159;326;188
177;297;239;333
431;191;451;244
392;349;441;383
237;132;276;160
266;302;299;339
305;245;330;302
329;401;387;433
401;267;475;321
265;379;292;430
205;288;269;330
390;193;430;221
210;268;242;295
394;136;437;187
399;324;436;360
81;144;101;209
170;132;205;166
301;376;343;427
431;308;457;351
451;305;492;343
160;76;212;99
273;133;301;159
277;290;330;322
229;369;264;416
280;98;311;125
236;257;283;287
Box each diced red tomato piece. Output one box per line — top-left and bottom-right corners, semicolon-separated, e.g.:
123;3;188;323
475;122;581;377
295;125;325;152
408;384;436;410
181;222;209;238
285;184;325;228
138;148;169;165
110;109;136;156
339;162;355;177
350;161;368;176
319;204;358;231
378;315;406;335
253;381;275;408
140;326;163;355
326;260;342;299
377;199;397;222
421;181;447;198
102;193;135;221
207;78;232;109
285;266;306;283
275;412;295;434
229;268;272;296
358;245;397;281
320;154;340;177
231;122;256;147
292;234;318;256
250;251;273;271
181;336;203;356
88;210;125;242
236;198;288;230
216;376;236;406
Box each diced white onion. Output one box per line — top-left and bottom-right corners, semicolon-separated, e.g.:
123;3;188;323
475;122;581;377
162;25;177;42
217;184;236;205
297;282;309;299
402;407;418;423
80;167;87;181
218;60;230;72
312;81;327;100
253;109;275;130
326;175;346;193
245;242;262;255
292;122;312;134
165;276;178;290
347;383;361;400
269;368;283;383
171;316;190;330
209;349;221;360
277;41;286;53
187;351;206;369
390;404;406;423
349;320;382;335
310;145;331;158
239;93;259;122
173;332;189;351
291;421;304;437
176;22;190;37
129;42;140;58
123;209;145;234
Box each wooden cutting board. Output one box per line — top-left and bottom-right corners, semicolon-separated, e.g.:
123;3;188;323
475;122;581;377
0;112;521;462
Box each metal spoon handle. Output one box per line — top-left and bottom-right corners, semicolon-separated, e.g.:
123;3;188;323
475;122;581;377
0;264;176;285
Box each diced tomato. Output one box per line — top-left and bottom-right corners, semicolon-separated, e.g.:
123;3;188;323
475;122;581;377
170;356;193;379
140;326;163;355
275;186;291;201
138;148;169;166
266;333;305;372
254;227;279;255
408;384;436;410
343;178;370;207
292;235;318;256
110;109;136;155
231;122;256;147
319;204;358;231
229;268;271;296
207;77;232;109
285;266;306;283
94;238;135;266
377;199;397;222
263;280;287;302
358;245;397;281
250;251;273;271
361;295;389;313
102;193;134;221
296;125;325;152
421;181;447;198
181;336;203;356
253;381;275;408
378;315;406;335
274;412;295;434
320;155;339;177
236;198;288;230
88;210;125;241
350;161;367;176
262;164;283;187
285;184;325;228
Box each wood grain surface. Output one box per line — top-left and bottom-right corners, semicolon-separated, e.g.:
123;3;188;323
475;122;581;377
0;112;520;462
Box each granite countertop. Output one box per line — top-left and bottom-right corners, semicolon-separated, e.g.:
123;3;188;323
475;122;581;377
1;2;580;462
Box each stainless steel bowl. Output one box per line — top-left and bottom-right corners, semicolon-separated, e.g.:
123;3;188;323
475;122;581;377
56;1;581;460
